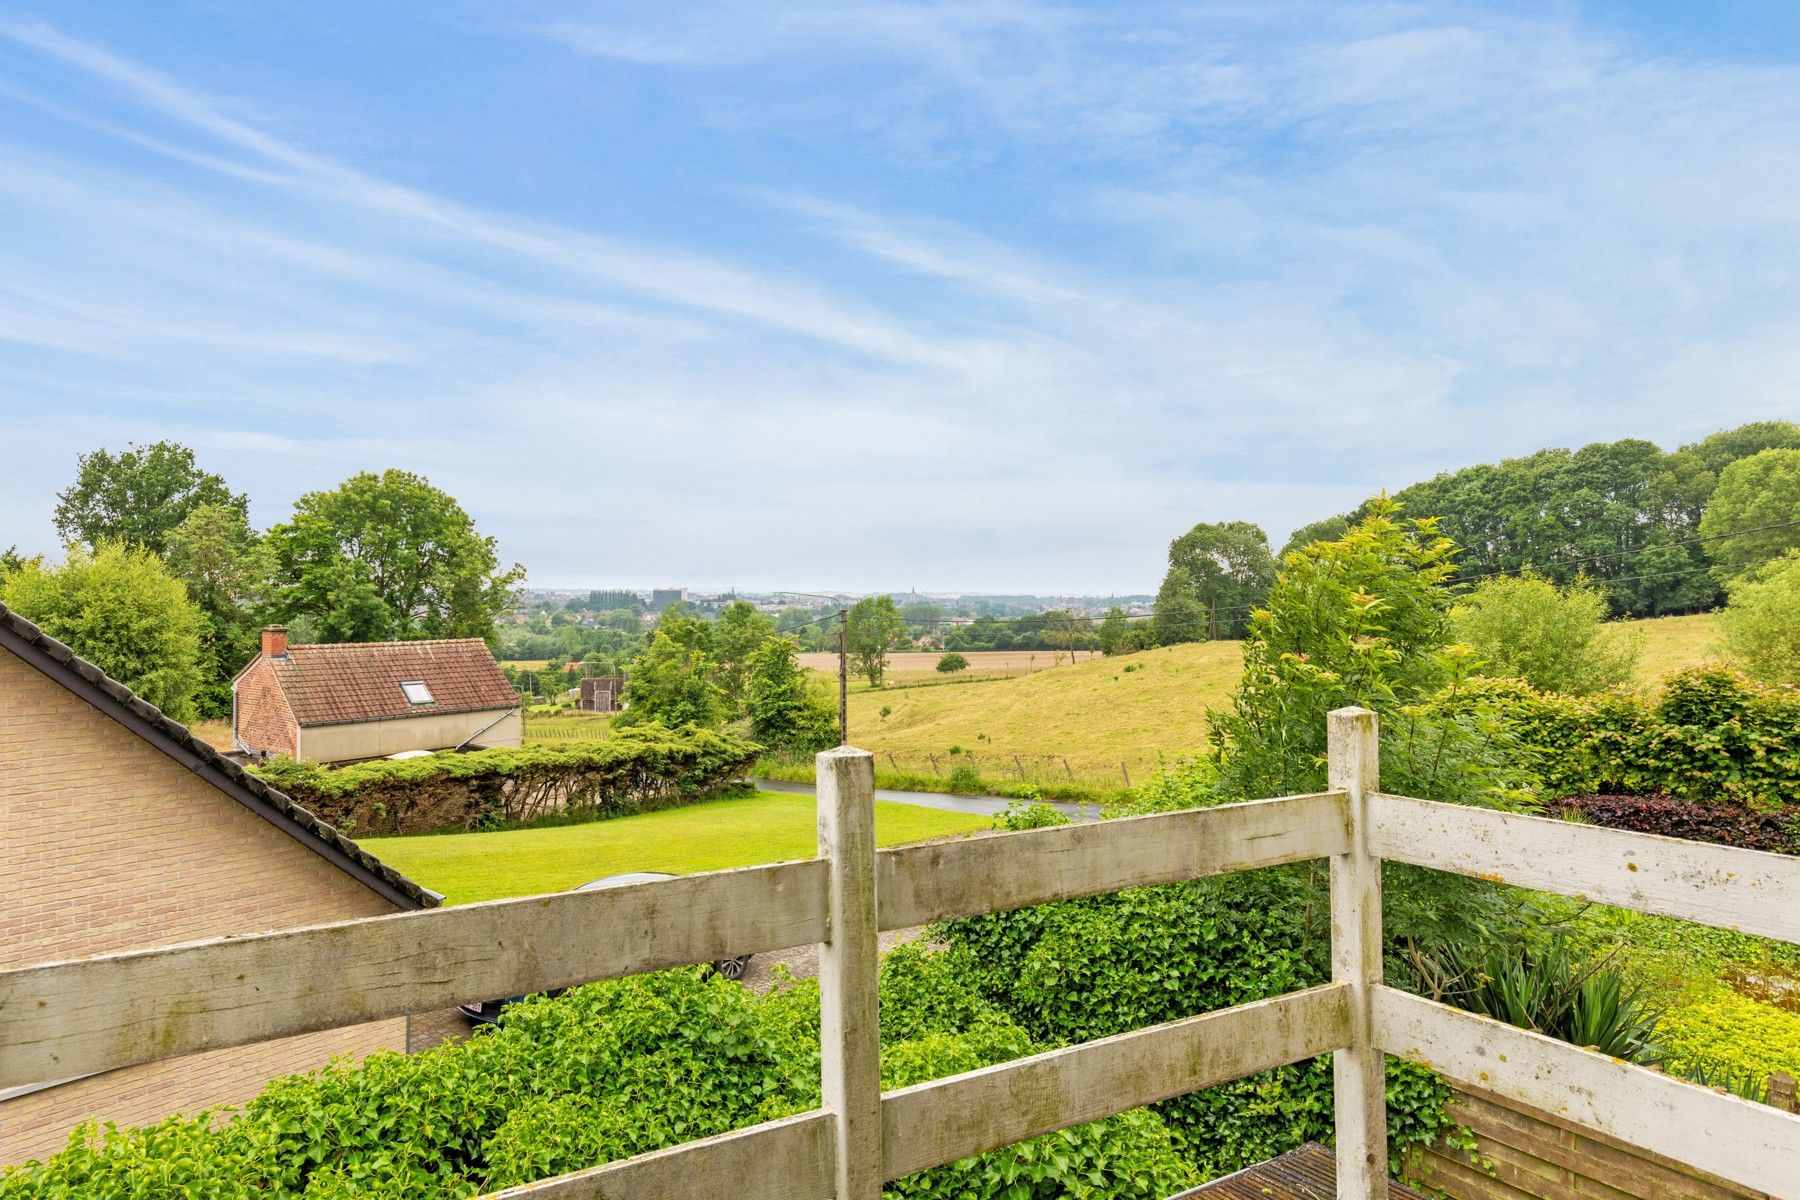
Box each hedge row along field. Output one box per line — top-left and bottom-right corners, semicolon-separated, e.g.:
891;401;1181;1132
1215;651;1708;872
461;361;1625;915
1447;667;1800;813
251;725;759;836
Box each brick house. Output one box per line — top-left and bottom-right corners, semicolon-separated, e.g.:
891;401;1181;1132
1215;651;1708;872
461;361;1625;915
0;603;440;1164
233;626;521;764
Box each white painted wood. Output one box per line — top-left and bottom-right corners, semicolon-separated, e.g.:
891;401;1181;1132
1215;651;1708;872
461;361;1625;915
817;747;884;1200
480;1110;833;1199
880;984;1350;1180
1373;986;1800;1199
1327;707;1387;1200
1370;791;1800;944
0;859;828;1089
876;790;1349;930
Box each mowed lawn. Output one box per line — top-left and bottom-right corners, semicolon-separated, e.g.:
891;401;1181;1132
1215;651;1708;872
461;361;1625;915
359;791;989;904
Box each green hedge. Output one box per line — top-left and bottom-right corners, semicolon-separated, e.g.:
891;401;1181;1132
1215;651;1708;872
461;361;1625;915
0;957;1203;1199
251;724;759;835
1450;667;1800;810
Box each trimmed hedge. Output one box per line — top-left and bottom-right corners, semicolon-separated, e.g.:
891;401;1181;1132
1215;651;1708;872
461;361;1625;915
1546;794;1800;854
251;725;759;835
1450;668;1800;811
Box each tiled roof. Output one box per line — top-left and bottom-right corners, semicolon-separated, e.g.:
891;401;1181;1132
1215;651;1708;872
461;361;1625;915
0;602;438;911
269;638;518;727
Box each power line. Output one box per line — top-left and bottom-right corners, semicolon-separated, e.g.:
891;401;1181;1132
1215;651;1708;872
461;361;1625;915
1458;517;1800;581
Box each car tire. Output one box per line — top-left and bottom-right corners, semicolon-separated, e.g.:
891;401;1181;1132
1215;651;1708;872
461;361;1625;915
714;955;751;981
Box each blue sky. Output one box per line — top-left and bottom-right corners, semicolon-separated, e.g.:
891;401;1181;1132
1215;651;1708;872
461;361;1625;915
2;2;1799;592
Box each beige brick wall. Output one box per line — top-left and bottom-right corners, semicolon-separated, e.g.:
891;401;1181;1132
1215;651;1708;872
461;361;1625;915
0;650;412;1164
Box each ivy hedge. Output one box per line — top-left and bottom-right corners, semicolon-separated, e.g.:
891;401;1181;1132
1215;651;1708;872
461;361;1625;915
250;724;759;835
0;954;1211;1199
1449;668;1800;811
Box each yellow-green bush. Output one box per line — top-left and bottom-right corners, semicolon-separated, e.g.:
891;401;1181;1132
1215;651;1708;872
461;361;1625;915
1657;983;1800;1088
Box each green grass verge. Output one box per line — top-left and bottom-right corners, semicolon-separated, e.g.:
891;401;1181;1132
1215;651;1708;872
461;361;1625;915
755;756;1129;806
359;789;990;905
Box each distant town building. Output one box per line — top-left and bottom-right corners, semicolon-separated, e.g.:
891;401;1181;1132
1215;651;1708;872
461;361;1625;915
649;588;688;612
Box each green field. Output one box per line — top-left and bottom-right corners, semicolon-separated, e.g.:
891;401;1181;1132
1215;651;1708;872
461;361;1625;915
359;790;989;904
834;613;1725;782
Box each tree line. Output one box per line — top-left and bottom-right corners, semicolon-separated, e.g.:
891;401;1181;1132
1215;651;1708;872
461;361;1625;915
1148;420;1800;648
1;442;522;721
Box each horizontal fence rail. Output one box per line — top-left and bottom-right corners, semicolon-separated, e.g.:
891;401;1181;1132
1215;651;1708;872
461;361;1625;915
1369;792;1800;946
881;984;1349;1179
876;789;1348;929
1374;987;1800;1198
0;859;829;1089
4;709;1799;1200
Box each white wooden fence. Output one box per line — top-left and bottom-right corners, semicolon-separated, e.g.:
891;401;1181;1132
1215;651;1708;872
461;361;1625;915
1;709;1797;1199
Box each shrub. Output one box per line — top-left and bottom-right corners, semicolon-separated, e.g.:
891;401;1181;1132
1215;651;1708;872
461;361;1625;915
1451;573;1636;694
1720;552;1800;686
945;763;983;794
936;652;969;673
1423;935;1663;1063
746;638;838;752
1;542;203;720
1657;983;1800;1099
251;724;759;834
1448;668;1800;810
1543;794;1799;854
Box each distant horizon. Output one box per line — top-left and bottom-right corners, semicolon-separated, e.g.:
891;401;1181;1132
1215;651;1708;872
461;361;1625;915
5;4;1800;591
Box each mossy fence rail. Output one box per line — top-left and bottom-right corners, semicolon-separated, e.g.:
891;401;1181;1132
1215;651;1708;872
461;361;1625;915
3;709;1798;1199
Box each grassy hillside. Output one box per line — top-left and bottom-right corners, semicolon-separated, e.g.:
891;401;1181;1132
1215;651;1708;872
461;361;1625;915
837;612;1726;782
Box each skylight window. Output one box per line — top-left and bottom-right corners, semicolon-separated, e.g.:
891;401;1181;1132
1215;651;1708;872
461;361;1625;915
401;681;434;705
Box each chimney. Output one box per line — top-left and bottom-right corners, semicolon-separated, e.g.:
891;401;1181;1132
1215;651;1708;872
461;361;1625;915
262;625;289;658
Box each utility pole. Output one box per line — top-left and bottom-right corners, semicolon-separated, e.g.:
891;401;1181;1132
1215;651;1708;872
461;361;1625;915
837;608;849;746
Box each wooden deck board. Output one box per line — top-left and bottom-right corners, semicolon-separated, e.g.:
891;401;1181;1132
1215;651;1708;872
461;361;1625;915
1173;1143;1428;1199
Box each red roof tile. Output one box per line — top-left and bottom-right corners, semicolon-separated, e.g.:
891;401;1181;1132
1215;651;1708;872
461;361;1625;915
269;639;518;726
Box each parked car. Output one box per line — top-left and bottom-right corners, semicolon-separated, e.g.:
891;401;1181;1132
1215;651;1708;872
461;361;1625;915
458;872;755;1024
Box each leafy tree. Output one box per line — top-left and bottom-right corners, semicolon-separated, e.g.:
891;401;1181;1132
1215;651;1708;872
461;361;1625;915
2;543;203;719
1151;565;1205;646
1720;552;1800;686
846;595;906;686
712;601;777;716
1158;520;1276;640
1097;607;1134;655
1451;573;1637;694
936;652;969;673
1699;449;1800;578
747;638;838;751
268;470;523;643
164;502;274;717
1279;514;1352;559
616;628;723;728
53;441;247;556
1681;420;1800;476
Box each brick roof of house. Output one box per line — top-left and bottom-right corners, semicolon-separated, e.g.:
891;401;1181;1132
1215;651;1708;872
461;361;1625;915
267;639;518;727
0;602;438;911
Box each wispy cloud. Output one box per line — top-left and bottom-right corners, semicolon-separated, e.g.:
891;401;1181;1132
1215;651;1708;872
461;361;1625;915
2;4;1799;589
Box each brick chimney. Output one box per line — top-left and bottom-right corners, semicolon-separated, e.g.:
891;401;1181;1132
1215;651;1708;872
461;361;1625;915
261;625;289;659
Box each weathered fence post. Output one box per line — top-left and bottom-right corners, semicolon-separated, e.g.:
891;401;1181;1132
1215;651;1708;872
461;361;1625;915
817;746;883;1200
1328;707;1388;1198
1770;1071;1797;1113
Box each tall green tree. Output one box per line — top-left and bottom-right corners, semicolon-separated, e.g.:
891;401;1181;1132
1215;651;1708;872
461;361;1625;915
2;543;203;719
54;441;247;555
712;601;777;716
746;637;838;751
164;502;275;717
1720;552;1800;686
1698;449;1800;579
846;595;906;686
1680;420;1800;476
1097;606;1142;655
617;628;724;728
1152;566;1206;646
268;470;523;643
1157;520;1275;641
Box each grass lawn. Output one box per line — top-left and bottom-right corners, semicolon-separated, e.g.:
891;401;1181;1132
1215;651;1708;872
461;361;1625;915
1612;611;1726;687
359;790;990;904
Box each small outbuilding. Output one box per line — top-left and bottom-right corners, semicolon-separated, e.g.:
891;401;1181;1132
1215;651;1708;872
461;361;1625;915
578;676;626;713
233;626;521;764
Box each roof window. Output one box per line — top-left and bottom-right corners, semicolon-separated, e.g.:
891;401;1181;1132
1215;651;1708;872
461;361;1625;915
400;681;435;705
